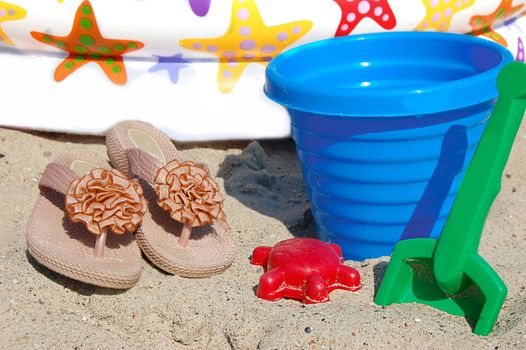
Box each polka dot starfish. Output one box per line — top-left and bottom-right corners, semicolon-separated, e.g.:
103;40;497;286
0;1;26;46
416;0;476;32
333;0;396;37
180;0;312;93
31;1;144;85
469;0;524;47
517;37;524;62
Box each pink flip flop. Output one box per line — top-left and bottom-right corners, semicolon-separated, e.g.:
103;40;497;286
106;121;235;277
26;154;146;288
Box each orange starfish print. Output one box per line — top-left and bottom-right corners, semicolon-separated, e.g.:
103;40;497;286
31;1;144;85
469;0;524;47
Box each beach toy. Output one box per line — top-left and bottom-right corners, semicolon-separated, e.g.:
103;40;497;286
251;238;361;304
264;32;513;261
374;62;526;336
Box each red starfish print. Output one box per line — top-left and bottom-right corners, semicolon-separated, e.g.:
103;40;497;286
334;0;397;37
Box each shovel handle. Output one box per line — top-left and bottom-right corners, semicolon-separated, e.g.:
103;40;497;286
434;62;526;293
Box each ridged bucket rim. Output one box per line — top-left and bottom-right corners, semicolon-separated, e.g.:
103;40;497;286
264;32;513;117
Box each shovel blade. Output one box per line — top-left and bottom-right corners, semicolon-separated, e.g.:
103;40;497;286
375;239;507;336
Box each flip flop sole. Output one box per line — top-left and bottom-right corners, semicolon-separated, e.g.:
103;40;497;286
27;237;140;289
135;225;235;278
27;178;143;289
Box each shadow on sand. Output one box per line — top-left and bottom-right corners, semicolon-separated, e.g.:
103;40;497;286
217;140;316;238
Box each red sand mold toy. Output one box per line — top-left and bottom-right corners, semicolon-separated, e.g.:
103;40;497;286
251;238;361;304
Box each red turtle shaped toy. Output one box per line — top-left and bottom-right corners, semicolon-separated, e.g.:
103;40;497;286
251;238;361;304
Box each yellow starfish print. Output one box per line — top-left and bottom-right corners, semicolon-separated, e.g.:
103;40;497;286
416;0;476;31
180;0;312;93
0;1;26;46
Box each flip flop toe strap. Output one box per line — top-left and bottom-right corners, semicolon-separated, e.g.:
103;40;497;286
125;148;210;184
40;162;147;236
39;163;77;195
126;148;162;184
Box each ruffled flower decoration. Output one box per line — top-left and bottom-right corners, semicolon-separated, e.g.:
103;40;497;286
154;160;225;227
65;168;147;235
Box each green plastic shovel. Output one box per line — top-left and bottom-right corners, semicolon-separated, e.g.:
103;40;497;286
374;62;526;336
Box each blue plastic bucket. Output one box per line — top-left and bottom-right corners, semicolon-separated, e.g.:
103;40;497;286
265;32;513;261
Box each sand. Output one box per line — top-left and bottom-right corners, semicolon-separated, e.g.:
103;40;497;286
1;126;525;349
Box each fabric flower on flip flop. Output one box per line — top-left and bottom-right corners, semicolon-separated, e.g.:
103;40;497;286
66;168;147;257
154;160;225;247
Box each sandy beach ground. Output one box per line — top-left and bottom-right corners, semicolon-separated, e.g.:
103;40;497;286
1;126;525;349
